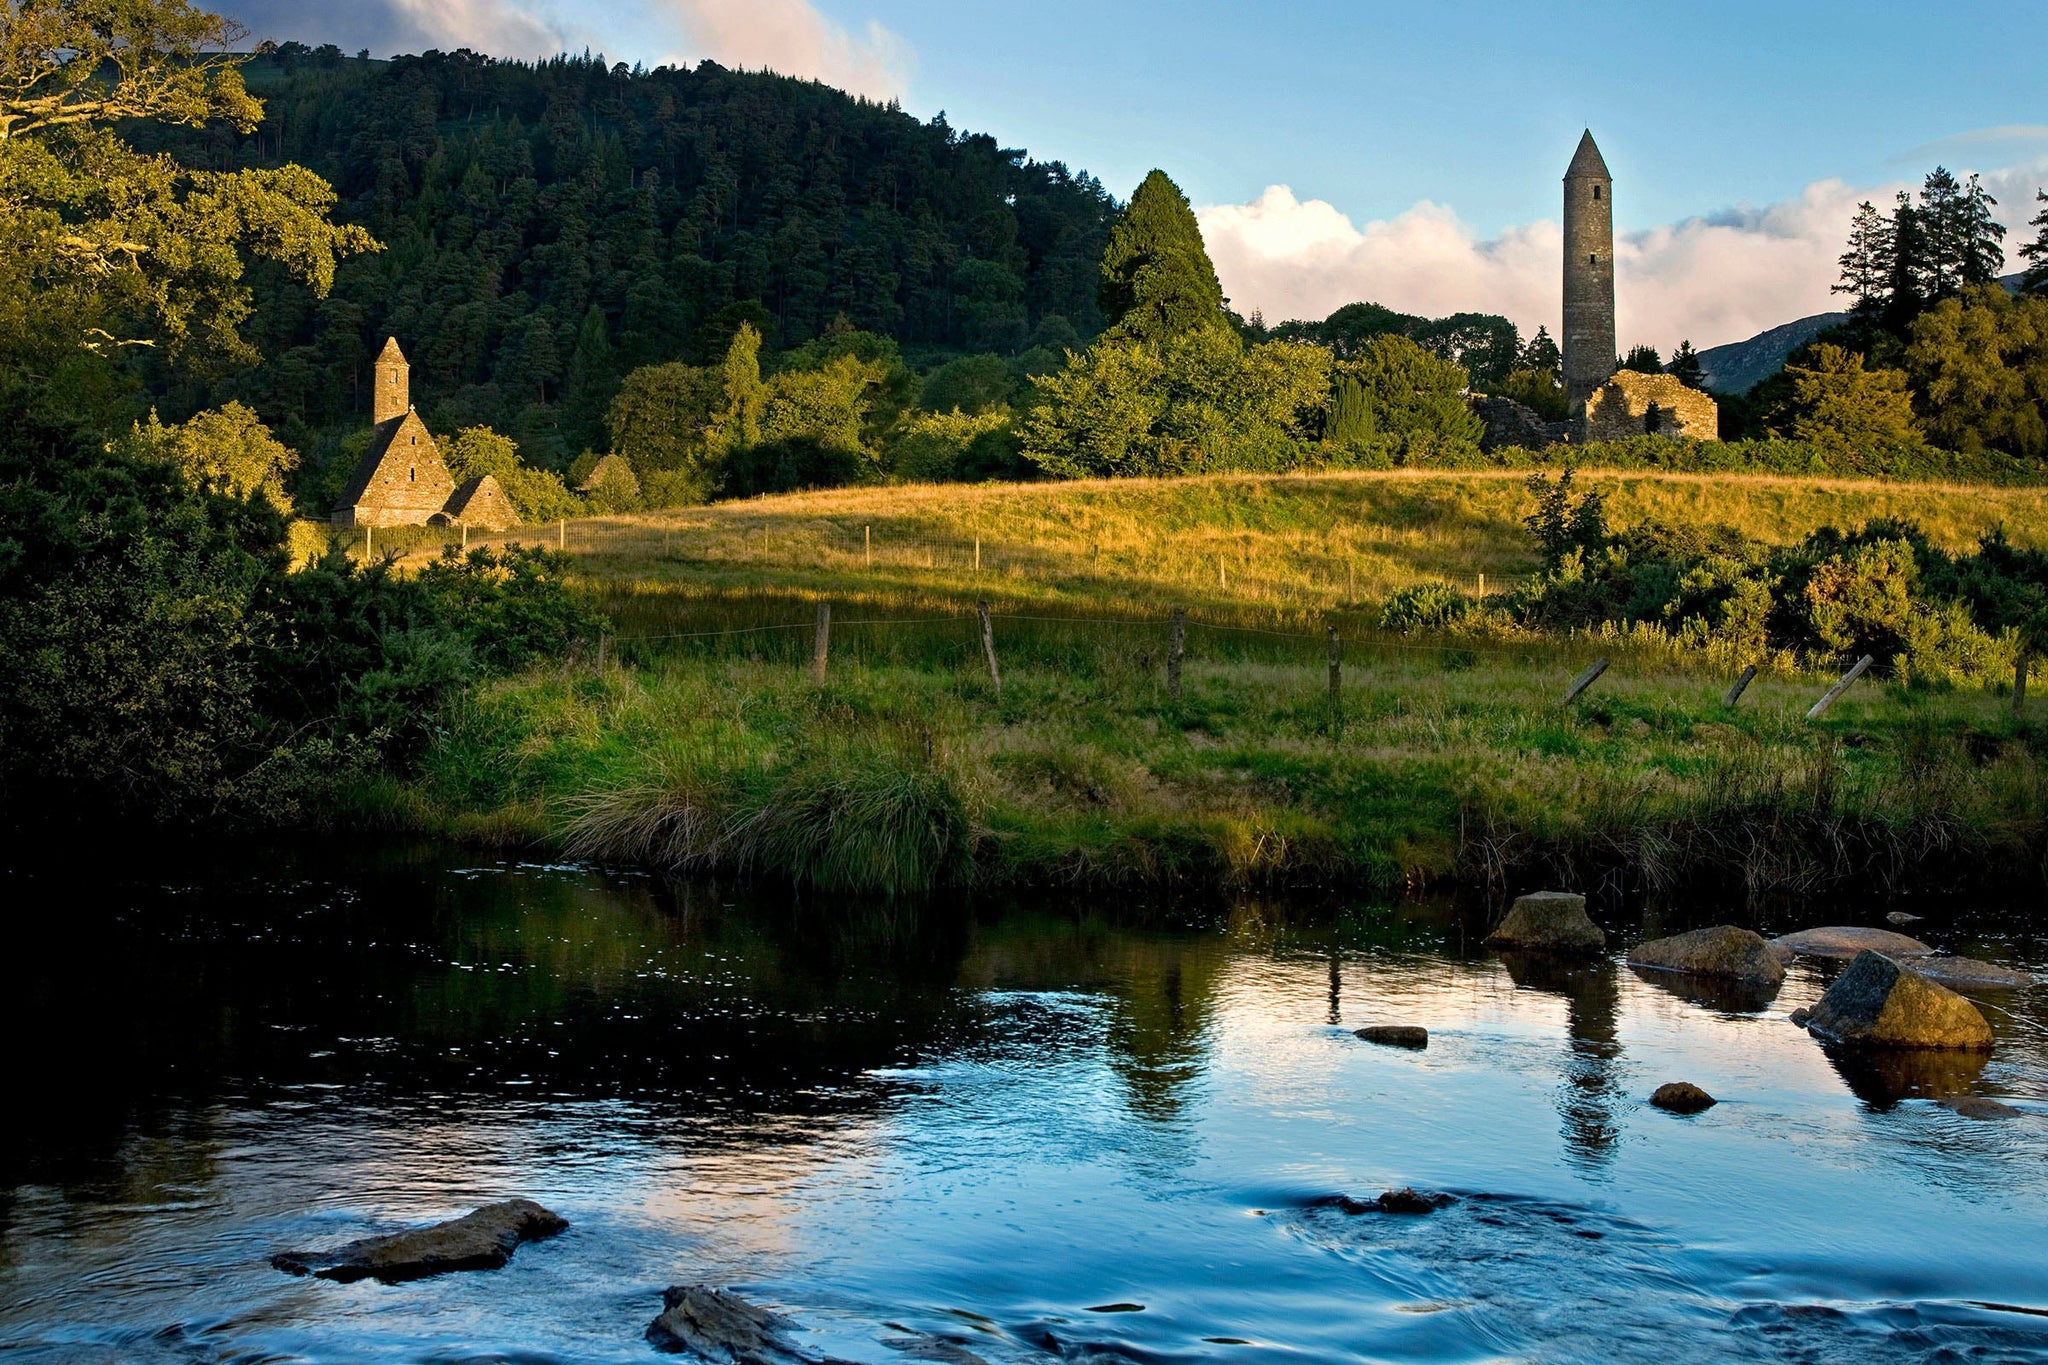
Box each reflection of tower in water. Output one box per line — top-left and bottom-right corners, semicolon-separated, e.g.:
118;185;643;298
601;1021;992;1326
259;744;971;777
1499;951;1623;1172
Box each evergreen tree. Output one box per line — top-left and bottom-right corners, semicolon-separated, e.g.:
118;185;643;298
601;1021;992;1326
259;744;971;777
1917;167;2004;301
564;303;616;450
706;323;766;458
1881;190;1929;331
1098;170;1228;343
1325;375;1375;446
1666;340;1705;390
1833;200;1894;317
1619;344;1663;374
1520;325;1562;377
2017;190;2048;295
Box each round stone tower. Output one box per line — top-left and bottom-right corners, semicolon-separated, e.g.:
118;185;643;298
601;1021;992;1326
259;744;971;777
372;337;410;427
1562;130;1616;410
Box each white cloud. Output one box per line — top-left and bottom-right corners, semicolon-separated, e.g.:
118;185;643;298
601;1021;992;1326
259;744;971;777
227;0;914;97
1199;161;2048;355
654;0;912;100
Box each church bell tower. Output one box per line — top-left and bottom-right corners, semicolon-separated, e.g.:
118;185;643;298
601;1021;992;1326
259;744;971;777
1562;131;1616;409
373;337;411;427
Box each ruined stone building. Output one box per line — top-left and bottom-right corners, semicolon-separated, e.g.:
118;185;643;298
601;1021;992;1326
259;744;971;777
331;338;519;530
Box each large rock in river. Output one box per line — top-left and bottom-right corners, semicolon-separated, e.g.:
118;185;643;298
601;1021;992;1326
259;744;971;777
1627;926;1784;987
272;1199;567;1283
1803;951;1994;1051
647;1286;805;1364
1485;891;1606;954
1768;926;1933;962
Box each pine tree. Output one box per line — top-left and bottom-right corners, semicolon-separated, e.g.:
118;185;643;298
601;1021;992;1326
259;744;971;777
1520;325;1561;377
1098;170;1228;343
1325;375;1375;446
705;323;766;457
2020;190;2048;295
1666;340;1705;390
1882;191;1929;332
1833;200;1894;316
1619;344;1662;374
564;304;616;448
1917;167;2004;300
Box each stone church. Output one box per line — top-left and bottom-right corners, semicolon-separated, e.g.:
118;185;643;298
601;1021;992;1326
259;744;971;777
331;339;518;530
1480;132;1717;447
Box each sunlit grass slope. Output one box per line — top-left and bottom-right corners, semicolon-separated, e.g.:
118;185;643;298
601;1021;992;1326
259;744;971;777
429;469;2048;631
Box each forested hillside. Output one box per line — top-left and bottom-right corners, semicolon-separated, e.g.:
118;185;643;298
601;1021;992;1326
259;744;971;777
142;45;1115;461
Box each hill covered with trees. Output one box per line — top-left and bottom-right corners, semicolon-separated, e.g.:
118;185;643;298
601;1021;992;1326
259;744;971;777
145;44;1117;460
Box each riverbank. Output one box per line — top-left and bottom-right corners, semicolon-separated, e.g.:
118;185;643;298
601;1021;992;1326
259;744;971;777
356;617;2046;900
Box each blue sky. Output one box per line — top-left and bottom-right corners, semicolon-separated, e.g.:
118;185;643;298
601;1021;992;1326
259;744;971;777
226;0;2048;347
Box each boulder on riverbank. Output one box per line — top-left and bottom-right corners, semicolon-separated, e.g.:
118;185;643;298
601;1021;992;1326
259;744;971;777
1485;892;1606;954
647;1286;803;1363
1354;1025;1428;1049
1803;951;1994;1051
271;1199;567;1283
1649;1082;1717;1114
1768;926;1933;962
1628;926;1784;987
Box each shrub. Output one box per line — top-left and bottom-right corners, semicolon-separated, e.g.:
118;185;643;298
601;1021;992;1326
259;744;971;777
1380;581;1472;632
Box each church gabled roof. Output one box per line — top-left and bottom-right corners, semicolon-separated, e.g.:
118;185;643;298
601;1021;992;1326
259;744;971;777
334;411;447;511
1565;130;1610;181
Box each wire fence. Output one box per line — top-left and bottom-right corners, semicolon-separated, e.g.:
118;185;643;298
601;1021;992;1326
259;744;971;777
331;514;1533;608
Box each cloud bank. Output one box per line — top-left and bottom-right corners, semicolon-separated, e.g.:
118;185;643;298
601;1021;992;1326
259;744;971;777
225;0;912;98
1199;159;2048;354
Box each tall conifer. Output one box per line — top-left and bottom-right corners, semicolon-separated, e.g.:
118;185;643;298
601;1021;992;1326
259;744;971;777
2019;190;2048;295
1098;170;1228;342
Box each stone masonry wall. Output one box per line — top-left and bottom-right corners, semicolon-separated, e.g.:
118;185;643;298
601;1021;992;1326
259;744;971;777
1579;370;1719;442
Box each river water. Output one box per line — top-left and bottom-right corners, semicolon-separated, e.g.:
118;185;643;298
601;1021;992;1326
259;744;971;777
3;844;2046;1364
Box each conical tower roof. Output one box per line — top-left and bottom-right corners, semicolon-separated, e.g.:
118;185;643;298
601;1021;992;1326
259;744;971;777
1565;130;1610;180
377;336;407;363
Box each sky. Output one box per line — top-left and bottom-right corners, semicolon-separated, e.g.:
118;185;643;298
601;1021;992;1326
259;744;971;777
218;0;2048;353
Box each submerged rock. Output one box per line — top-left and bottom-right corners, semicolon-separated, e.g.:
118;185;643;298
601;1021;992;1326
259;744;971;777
883;1333;992;1365
1627;926;1784;987
1485;891;1606;954
271;1199;567;1283
1789;1008;1813;1027
1903;956;2038;991
1353;1025;1428;1049
1768;926;1934;962
1803;951;1994;1051
648;1286;803;1363
1649;1082;1717;1114
1944;1096;2025;1120
1375;1188;1453;1215
1886;911;1924;926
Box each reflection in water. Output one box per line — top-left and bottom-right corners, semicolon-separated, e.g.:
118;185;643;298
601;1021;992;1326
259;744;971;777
1827;1043;1992;1108
1497;951;1624;1172
0;844;2045;1365
1626;964;1783;1016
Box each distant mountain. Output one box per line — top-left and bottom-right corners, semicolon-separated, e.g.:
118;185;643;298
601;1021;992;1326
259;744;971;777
1696;312;1847;395
1697;273;2031;395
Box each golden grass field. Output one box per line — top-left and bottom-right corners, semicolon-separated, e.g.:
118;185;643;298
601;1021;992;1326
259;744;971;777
382;469;2048;630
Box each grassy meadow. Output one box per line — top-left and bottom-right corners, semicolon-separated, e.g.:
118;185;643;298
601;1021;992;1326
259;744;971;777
355;470;2048;901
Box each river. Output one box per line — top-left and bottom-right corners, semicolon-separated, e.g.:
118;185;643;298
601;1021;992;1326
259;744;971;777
3;843;2045;1363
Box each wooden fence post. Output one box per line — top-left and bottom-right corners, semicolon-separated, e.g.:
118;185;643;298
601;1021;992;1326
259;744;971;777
1218;554;1227;590
558;518;566;551
977;600;1001;695
811;603;831;683
974;534;982;573
1563;656;1610;705
364;524;372;561
1806;654;1873;721
1168;607;1187;701
865;524;871;569
1326;624;1342;709
2016;652;2030;715
1347;560;1355;601
1723;663;1758;708
460;523;467;551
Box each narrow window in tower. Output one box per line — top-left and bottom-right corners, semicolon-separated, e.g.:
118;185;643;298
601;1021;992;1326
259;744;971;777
409;467;417;482
1593;186;1601;200
1590;254;1598;266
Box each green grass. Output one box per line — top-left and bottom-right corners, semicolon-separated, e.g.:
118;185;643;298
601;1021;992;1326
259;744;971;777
353;470;2048;899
